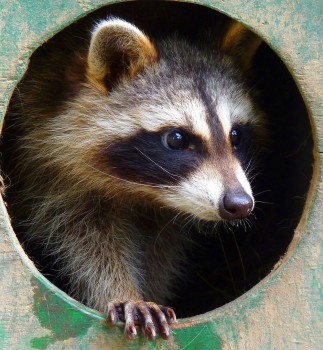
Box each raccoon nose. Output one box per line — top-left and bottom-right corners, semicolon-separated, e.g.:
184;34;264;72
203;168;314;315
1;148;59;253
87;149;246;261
219;190;254;220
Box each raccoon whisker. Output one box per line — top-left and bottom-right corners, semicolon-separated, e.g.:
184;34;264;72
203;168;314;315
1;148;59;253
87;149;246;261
245;218;253;229
224;220;234;230
246;166;257;179
248;173;260;185
211;221;220;233
253;204;268;216
253;189;272;197
229;227;247;289
194;211;216;234
180;212;196;231
153;211;183;253
249;211;257;220
246;159;263;175
245;164;260;182
71;34;89;43
189;216;201;234
193;216;203;234
217;232;238;296
171;212;188;234
244;158;254;175
179;212;199;233
221;221;248;290
84;162;179;189
230;219;242;230
159;203;206;234
175;212;193;231
255;200;273;205
245;217;253;229
172;211;185;225
134;147;184;181
242;219;248;232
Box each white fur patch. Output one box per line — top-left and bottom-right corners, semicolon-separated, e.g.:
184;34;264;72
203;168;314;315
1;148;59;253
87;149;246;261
139;96;211;141
235;163;254;206
93;18;146;39
186;99;211;140
159;165;224;221
216;96;256;137
216;98;232;136
156;158;254;222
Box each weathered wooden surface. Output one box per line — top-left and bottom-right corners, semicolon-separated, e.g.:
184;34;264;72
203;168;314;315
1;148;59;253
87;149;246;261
0;0;322;349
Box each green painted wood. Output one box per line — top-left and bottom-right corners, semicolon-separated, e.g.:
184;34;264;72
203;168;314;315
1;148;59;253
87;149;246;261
0;0;322;349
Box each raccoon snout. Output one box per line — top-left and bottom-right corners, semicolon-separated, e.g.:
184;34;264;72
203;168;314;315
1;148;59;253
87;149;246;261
219;190;254;220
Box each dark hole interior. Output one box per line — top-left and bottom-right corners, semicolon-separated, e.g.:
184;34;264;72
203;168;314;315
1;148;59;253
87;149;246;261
2;1;313;318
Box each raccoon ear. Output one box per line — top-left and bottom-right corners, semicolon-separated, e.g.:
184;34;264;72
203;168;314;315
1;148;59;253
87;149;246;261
221;21;262;69
87;18;158;94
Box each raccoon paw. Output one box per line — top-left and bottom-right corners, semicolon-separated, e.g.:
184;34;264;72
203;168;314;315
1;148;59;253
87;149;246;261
107;300;176;341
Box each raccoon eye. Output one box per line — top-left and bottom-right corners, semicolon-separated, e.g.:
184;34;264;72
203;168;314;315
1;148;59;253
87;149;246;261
230;128;242;149
162;130;189;150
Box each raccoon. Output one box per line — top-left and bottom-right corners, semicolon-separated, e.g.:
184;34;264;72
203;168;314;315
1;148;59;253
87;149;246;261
2;17;263;340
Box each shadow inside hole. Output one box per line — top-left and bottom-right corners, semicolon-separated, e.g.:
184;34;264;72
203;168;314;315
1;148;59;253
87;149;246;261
1;1;314;318
173;38;314;317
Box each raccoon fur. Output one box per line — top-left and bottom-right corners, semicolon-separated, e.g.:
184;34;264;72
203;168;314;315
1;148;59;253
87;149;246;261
2;16;263;340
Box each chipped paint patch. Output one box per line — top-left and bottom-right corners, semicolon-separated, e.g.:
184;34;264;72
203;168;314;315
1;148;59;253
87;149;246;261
31;277;92;348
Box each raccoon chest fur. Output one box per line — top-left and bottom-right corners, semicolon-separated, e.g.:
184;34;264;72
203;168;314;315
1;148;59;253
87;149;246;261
51;201;188;310
3;16;264;340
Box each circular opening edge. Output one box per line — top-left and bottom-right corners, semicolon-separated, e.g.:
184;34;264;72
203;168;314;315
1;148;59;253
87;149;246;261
0;0;319;329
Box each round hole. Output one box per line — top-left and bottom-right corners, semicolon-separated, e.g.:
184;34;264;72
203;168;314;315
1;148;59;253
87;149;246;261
0;0;316;338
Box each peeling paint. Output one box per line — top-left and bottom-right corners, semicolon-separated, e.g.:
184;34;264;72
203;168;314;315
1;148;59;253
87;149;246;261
31;277;92;348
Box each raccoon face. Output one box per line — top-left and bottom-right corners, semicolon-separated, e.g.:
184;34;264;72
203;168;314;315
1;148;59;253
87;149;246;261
102;89;258;222
85;19;263;222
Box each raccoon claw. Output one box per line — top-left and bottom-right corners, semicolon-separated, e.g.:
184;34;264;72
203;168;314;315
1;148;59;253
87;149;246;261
107;300;176;341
